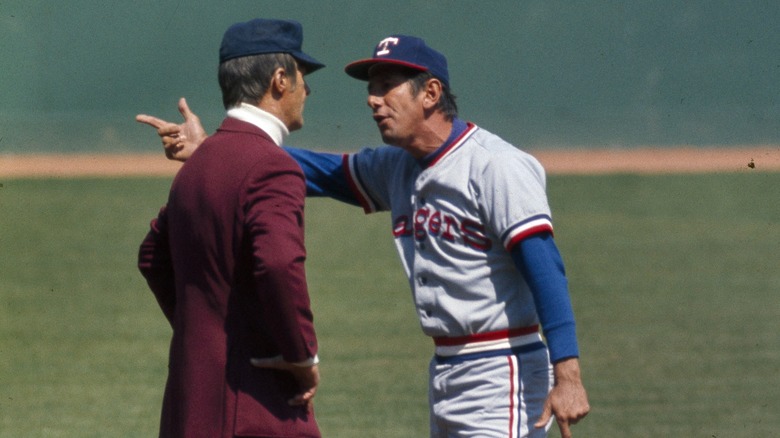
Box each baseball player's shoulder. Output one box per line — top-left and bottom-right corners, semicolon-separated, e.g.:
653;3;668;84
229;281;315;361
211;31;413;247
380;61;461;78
468;124;546;174
352;144;416;171
356;144;410;160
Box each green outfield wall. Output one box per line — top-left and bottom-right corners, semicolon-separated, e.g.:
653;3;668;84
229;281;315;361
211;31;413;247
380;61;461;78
1;0;778;153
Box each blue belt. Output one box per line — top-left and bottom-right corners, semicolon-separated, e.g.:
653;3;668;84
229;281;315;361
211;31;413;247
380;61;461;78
434;341;546;365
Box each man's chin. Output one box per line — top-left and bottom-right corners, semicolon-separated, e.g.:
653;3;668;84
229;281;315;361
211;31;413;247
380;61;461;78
380;134;395;146
378;128;396;145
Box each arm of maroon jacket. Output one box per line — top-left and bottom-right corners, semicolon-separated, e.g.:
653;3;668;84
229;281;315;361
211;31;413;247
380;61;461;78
244;158;318;364
138;206;176;325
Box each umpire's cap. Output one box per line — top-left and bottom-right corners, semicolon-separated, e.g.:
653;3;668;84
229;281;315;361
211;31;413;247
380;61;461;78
345;35;449;87
219;18;325;73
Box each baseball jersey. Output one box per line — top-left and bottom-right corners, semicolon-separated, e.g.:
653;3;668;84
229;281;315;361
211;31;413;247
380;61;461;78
286;118;578;361
344;120;551;338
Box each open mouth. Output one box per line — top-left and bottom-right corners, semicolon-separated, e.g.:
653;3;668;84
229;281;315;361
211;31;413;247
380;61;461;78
373;114;389;128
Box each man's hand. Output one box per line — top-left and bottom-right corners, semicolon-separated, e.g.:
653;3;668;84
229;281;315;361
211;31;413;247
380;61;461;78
135;97;207;162
250;355;320;407
534;357;590;438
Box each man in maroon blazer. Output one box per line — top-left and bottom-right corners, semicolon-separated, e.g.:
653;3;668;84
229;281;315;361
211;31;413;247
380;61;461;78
138;19;324;438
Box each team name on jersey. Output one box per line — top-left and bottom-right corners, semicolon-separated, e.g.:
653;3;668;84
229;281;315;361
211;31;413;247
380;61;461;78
392;206;492;251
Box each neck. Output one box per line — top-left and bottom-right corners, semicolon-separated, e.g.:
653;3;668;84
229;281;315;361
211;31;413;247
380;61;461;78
404;115;453;159
227;103;289;146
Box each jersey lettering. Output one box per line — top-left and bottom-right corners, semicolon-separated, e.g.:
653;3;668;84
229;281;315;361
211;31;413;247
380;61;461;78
428;211;442;236
393;215;412;237
441;215;457;242
399;206;492;252
461;219;493;251
413;208;430;241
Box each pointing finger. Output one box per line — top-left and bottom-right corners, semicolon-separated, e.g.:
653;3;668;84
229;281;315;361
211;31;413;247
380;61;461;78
135;114;168;129
557;418;572;438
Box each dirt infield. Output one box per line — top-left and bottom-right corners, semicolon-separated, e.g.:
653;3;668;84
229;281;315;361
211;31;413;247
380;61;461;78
1;146;778;178
532;146;780;174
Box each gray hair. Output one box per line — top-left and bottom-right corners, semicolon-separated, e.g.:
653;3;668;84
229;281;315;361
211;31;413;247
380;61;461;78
409;71;458;120
218;52;299;109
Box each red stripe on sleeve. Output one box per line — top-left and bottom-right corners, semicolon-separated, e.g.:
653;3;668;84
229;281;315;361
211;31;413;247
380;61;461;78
341;154;373;214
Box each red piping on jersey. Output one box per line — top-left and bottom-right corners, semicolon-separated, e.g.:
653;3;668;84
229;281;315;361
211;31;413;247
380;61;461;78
505;224;554;251
342;153;374;214
433;325;540;346
425;122;477;168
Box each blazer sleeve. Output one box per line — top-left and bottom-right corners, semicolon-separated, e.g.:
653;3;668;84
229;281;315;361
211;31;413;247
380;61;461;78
138;205;177;325
243;155;318;364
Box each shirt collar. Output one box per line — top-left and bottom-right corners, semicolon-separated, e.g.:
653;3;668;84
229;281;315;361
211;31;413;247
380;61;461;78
419;118;470;168
226;102;289;146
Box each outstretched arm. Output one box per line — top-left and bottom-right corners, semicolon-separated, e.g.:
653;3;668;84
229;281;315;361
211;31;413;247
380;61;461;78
136;98;363;206
284;147;360;206
136;97;207;162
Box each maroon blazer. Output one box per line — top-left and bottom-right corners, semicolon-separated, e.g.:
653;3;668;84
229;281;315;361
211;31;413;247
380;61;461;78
139;117;320;438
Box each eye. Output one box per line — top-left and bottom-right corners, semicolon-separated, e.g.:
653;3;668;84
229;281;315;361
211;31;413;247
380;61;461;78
368;82;386;96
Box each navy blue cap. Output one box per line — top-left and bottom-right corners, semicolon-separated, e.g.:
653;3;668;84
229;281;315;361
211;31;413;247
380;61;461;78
219;18;325;73
344;35;449;87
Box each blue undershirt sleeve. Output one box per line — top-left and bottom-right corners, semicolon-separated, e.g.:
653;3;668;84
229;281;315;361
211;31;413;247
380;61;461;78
283;146;361;207
511;232;580;363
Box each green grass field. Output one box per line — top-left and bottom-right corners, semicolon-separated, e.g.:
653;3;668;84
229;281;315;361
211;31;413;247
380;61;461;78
1;172;778;437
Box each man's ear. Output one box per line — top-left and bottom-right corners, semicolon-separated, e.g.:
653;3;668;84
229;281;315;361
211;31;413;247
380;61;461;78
422;78;442;110
270;67;289;97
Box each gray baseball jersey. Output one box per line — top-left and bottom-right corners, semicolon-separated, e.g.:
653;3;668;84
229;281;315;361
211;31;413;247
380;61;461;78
345;122;553;346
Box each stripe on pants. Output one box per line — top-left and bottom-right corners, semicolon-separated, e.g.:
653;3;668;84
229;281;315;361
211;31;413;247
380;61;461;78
507;354;520;437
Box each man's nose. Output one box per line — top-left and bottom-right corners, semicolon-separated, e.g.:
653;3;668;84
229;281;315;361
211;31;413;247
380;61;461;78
367;94;381;109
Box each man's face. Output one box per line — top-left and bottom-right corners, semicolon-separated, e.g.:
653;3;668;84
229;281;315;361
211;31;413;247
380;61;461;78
366;65;425;148
282;64;310;132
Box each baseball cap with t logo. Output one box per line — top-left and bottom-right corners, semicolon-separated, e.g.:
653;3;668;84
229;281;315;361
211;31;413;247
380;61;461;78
344;34;450;87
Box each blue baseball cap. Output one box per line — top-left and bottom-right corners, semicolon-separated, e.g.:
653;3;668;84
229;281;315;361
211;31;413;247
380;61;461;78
219;18;325;73
344;35;449;87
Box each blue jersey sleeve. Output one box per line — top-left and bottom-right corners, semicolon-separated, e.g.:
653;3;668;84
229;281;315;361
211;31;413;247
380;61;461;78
511;232;579;362
283;146;361;207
